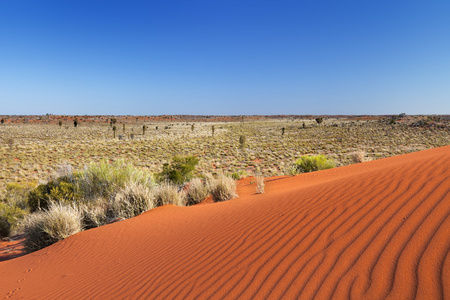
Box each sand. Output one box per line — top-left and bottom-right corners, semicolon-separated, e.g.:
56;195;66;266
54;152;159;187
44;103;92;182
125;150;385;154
0;146;449;299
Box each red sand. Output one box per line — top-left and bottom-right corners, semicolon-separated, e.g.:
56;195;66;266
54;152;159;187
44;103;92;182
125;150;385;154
0;146;449;299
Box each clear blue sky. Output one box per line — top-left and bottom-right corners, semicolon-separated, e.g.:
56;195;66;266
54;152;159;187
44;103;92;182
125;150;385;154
1;0;449;115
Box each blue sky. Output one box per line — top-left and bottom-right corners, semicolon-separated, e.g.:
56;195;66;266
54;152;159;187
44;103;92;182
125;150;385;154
1;0;449;115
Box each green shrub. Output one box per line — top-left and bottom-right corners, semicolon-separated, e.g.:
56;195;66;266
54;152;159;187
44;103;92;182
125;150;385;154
21;202;82;252
292;155;335;174
210;174;238;202
77;160;153;201
156;156;199;184
231;170;247;180
0;202;27;237
3;182;35;210
27;177;79;212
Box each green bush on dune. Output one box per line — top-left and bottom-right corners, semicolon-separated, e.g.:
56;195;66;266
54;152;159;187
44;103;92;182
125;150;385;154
291;155;335;174
28;177;80;212
78;159;154;200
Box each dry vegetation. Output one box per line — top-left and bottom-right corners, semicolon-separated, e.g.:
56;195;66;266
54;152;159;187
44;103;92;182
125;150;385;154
0;115;448;192
0;114;449;251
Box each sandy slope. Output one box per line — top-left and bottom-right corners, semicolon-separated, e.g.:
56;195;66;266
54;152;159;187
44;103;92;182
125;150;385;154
0;146;449;299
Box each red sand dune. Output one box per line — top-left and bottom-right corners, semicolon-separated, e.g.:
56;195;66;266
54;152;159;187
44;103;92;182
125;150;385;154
0;146;449;299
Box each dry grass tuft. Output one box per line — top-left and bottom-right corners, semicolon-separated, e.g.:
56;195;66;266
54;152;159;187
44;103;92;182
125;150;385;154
21;202;82;252
210;174;238;202
351;150;366;163
109;182;155;219
154;181;186;207
186;178;209;206
256;176;265;194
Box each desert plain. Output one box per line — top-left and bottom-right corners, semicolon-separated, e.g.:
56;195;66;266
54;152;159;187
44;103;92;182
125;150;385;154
0;114;449;299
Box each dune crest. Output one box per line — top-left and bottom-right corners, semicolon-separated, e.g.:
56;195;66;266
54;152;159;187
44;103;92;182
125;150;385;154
1;146;449;299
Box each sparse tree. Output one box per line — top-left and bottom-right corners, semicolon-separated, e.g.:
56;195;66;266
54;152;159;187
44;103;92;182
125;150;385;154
315;117;323;125
212;125;215;137
123;124;125;133
74;118;78;128
239;135;246;150
1;118;4;124
281;127;285;135
191;124;195;131
112;126;117;138
155;126;158;130
142;125;146;135
58;120;62;127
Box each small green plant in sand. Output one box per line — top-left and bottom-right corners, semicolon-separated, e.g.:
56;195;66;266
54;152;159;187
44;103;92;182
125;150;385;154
292;155;335;174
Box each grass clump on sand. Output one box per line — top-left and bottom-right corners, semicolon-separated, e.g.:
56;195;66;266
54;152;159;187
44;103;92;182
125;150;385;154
185;177;210;206
154;181;186;207
0;202;27;238
108;182;155;219
292;155;335;174
209;174;238;202
78;159;154;200
20;202;82;252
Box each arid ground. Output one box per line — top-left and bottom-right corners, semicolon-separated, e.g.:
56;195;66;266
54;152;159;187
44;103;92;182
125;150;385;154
0;145;448;299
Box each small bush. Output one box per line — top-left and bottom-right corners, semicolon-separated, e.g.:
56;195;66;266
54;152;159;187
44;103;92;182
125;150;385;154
231;170;247;180
154;182;185;207
27;177;79;212
186;178;209;206
210;174;238;202
156;156;199;184
109;182;155;219
78;202;108;230
239;135;246;150
0;202;27;237
256;176;265;194
0;217;10;238
21;202;82;252
77;160;153;201
292;155;335;174
351;150;366;163
3;182;35;210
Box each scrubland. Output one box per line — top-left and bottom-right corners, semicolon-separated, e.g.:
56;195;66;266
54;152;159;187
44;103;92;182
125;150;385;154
1;115;448;192
0;115;448;246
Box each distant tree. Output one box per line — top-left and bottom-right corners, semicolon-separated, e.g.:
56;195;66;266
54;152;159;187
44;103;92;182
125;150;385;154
281;127;285;135
315;117;323;125
123;124;125;133
155;126;158;130
239;135;246;150
212;125;215;137
1;118;4;124
112;126;117;138
110;118;117;127
58;120;62;127
142;125;146;135
74;118;78;128
191;124;195;131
